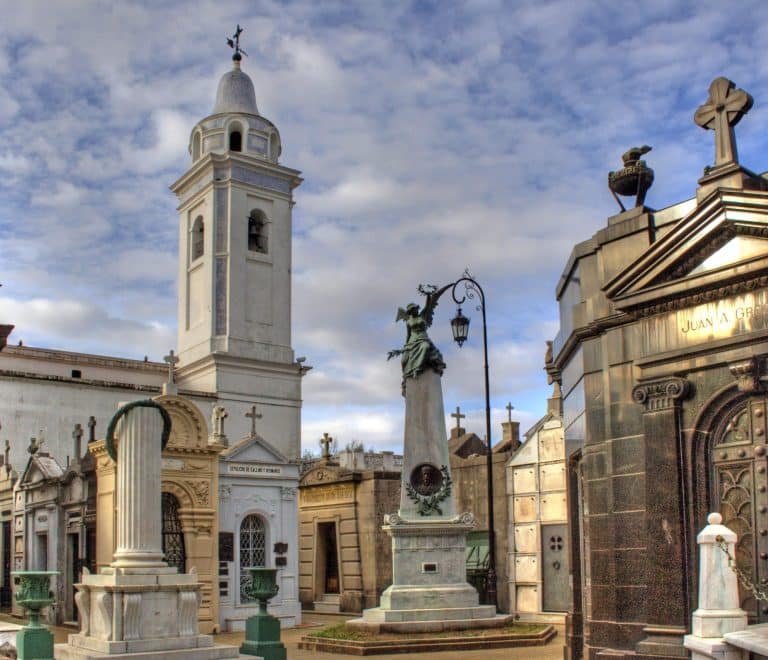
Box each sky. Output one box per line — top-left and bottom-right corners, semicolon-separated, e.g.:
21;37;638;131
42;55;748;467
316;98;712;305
2;0;768;455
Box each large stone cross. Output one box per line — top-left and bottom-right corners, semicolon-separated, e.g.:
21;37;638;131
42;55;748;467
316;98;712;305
73;423;83;460
319;432;333;459
694;77;753;168
164;349;179;384
506;402;514;423
245;404;262;437
87;416;96;443
451;406;465;432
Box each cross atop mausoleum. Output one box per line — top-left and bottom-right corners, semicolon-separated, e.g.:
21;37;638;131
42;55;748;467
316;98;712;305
319;433;333;459
164;350;179;384
72;423;83;460
694;76;753;169
245;404;262;438
451;406;465;432
506;402;514;423
88;416;96;443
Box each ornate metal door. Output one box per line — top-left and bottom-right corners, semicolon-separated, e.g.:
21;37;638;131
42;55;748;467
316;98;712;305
239;514;266;602
711;397;768;621
161;493;186;573
542;523;570;612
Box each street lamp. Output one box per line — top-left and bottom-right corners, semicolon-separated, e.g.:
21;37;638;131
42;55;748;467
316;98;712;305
424;271;497;610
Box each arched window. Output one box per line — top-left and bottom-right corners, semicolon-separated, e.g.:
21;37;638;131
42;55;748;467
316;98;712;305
192;131;201;161
191;216;204;261
248;210;268;254
229;130;242;152
162;493;186;573
239;514;266;602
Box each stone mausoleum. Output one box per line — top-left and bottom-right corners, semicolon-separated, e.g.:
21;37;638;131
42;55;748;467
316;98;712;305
549;76;768;658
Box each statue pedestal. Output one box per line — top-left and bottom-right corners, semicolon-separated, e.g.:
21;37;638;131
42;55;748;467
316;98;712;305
55;567;240;659
350;514;507;632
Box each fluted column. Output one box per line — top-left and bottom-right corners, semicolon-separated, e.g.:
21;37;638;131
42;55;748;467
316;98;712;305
111;405;166;569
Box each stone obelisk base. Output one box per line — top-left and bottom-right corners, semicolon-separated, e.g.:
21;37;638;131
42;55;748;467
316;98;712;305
349;514;511;633
54;567;240;659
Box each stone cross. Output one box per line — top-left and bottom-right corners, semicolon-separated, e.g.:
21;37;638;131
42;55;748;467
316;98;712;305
212;405;228;437
506;402;514;423
694;77;753;168
88;416;96;443
245;404;262;437
164;350;179;384
451;406;465;432
73;423;83;461
319;433;333;459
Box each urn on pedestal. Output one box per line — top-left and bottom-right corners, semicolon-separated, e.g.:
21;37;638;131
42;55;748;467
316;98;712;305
12;570;58;660
239;568;286;660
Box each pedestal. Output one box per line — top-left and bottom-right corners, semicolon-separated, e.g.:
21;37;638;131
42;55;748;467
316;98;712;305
17;625;54;660
350;513;507;633
240;614;286;660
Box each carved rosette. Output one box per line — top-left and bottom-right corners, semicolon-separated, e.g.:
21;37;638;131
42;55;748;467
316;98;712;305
633;377;690;412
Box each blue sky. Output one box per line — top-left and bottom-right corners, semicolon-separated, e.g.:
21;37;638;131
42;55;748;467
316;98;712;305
2;1;768;453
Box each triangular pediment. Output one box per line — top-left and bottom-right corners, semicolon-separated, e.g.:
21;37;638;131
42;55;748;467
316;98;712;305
19;454;63;486
221;433;289;464
605;189;768;311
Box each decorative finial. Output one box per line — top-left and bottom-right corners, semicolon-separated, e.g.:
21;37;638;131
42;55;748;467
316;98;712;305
227;24;248;62
694;77;753;171
608;146;654;212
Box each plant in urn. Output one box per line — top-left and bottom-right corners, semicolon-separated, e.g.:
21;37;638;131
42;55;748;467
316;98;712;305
240;568;286;660
12;570;59;659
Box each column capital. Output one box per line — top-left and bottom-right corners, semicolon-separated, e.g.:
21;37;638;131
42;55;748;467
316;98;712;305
633;377;690;412
729;357;766;392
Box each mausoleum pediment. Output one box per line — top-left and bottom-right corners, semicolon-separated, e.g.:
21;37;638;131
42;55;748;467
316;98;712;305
222;433;289;464
19;453;64;486
154;394;208;452
605;188;768;312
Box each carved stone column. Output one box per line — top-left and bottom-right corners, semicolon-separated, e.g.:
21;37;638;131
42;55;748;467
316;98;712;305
112;405;166;568
632;377;690;658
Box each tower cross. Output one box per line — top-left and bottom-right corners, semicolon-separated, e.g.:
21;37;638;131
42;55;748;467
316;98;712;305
164;350;179;384
451;406;466;432
88;416;96;443
319;433;333;459
73;423;83;460
506;402;514;423
226;24;248;61
245;405;262;437
694;77;753;168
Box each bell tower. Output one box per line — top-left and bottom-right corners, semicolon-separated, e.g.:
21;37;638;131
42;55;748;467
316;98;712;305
170;38;304;453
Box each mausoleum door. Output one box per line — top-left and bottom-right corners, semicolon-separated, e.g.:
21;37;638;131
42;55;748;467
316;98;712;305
161;493;186;573
239;514;267;603
711;396;768;622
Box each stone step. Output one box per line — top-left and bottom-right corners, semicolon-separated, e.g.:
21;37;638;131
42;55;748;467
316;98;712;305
313;594;341;613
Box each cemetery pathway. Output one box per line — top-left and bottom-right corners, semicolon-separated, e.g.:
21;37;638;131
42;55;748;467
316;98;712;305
0;611;565;659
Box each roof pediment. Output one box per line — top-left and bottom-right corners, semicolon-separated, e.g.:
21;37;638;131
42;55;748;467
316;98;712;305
221;433;289;464
605;189;768;311
19;453;63;486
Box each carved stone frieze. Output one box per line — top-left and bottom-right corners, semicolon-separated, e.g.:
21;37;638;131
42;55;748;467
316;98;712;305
186;480;210;505
633;377;690;411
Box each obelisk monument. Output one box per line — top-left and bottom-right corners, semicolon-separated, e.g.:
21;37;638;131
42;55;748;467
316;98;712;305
351;291;505;632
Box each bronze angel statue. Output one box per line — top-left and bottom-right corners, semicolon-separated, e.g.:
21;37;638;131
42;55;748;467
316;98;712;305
388;285;447;394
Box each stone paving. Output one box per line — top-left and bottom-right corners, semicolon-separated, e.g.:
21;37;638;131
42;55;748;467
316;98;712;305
0;612;565;659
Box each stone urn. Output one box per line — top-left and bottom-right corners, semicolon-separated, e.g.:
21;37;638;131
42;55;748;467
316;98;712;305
240;567;285;660
12;570;58;660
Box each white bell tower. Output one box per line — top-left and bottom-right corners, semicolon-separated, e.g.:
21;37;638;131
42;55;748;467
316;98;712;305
170;48;304;455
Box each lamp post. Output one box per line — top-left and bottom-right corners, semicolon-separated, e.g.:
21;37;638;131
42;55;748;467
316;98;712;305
423;271;497;610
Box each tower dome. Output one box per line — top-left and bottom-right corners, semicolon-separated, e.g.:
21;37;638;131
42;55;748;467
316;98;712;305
212;60;259;115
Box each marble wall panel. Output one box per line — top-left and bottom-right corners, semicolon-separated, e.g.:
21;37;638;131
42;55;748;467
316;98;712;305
515;555;538;582
513;467;536;493
516;585;538;613
513;495;538;522
540;494;567;521
514;524;537;553
540;464;565;491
